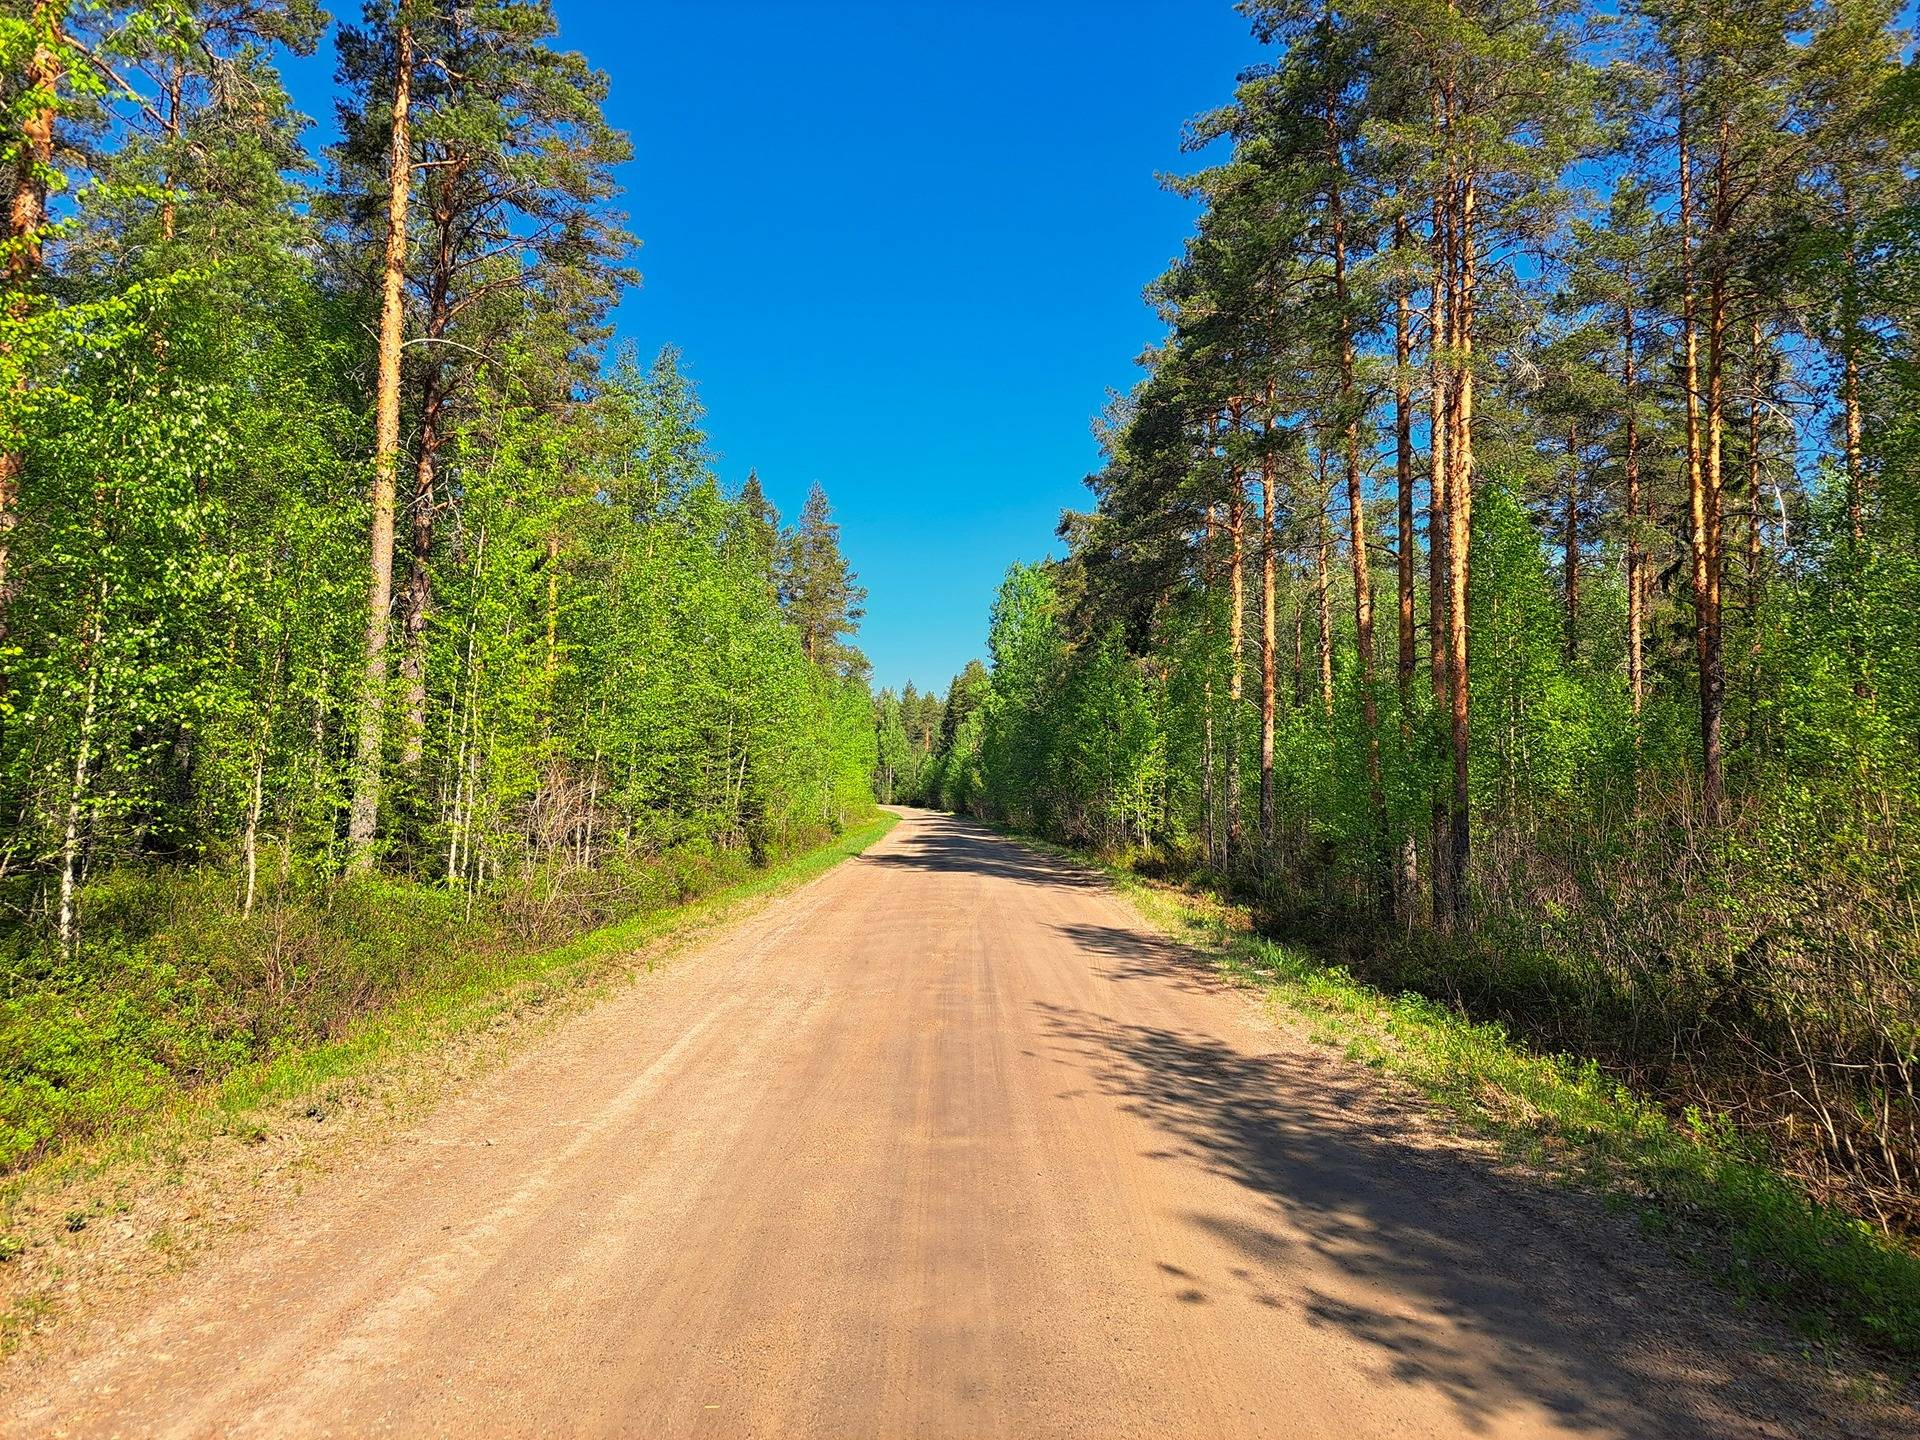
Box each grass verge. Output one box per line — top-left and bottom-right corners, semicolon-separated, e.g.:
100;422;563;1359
0;811;896;1354
1037;836;1920;1365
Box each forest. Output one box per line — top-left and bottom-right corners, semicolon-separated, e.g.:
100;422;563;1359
6;0;1920;1290
914;0;1920;1241
0;0;878;1168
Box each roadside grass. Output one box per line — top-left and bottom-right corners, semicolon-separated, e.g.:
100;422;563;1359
1030;836;1920;1366
0;812;896;1352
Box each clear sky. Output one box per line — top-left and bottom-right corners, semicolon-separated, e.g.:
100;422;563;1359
289;1;1268;695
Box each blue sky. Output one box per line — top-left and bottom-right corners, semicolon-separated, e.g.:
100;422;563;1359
289;1;1267;694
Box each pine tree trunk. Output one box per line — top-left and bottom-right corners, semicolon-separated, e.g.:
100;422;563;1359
1678;89;1722;827
1328;115;1384;889
397;172;464;771
1201;505;1217;867
1699;122;1731;826
348;19;416;869
1394;217;1418;924
1428;190;1452;927
1225;463;1246;857
0;1;64;629
1394;219;1416;710
1623;290;1644;716
1259;426;1277;857
1444;164;1477;925
397;422;439;772
1315;474;1334;718
1201;679;1216;867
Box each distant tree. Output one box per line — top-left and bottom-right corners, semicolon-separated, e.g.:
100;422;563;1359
779;482;867;675
731;469;783;598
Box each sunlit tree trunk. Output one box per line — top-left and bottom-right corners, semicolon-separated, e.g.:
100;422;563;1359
1427;189;1453;925
1327;97;1384;888
1202;503;1217;867
1623;288;1644;716
1394;216;1418;922
348;17;416;869
1677;88;1725;826
1443;160;1476;923
0;0;65;628
1679;94;1707;818
1225;437;1247;858
1259;400;1278;857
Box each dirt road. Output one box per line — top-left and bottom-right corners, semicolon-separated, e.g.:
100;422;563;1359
5;810;1893;1437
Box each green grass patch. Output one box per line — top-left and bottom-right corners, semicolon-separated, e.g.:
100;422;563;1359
1041;838;1920;1362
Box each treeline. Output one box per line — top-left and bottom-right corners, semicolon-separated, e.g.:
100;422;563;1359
0;0;877;1162
926;0;1920;1234
871;683;946;805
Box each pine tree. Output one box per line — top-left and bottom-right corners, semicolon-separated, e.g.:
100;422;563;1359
344;0;416;869
331;1;631;774
779;482;867;675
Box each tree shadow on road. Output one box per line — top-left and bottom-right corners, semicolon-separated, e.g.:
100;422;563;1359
1031;997;1862;1439
1053;922;1236;996
864;814;1107;890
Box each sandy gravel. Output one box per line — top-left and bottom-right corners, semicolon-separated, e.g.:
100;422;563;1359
4;808;1911;1438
